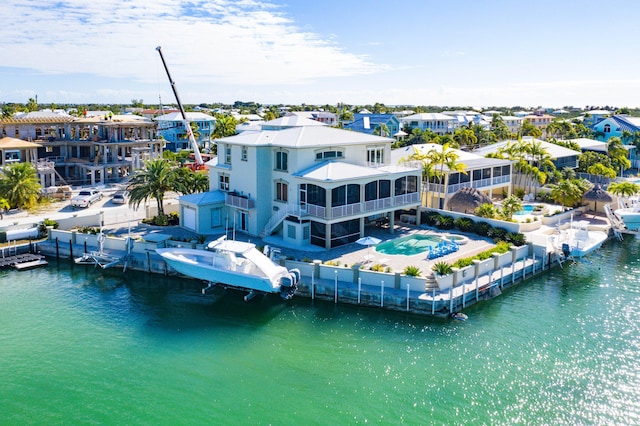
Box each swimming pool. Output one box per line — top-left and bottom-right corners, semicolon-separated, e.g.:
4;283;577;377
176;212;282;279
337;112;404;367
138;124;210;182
375;234;442;256
514;205;535;215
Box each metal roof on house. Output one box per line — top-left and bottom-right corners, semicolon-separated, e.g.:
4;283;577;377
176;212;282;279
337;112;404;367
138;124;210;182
155;112;216;122
217;126;392;148
293;160;388;182
566;137;633;152
390;144;511;172
261;115;327;129
400;113;454;121
472;137;580;159
178;190;226;206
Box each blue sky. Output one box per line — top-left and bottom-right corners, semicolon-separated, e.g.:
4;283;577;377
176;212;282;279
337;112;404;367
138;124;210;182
2;0;640;108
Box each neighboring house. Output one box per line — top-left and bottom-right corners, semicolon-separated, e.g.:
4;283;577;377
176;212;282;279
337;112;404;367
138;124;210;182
140;108;179;120
261;115;327;130
0;111;162;187
400;113;455;135
156;111;216;151
566;137;637;170
177;125;422;249
591;114;640;142
473;136;581;174
582;109;612;128
391;144;513;209
342;113;400;138
286;111;338;126
499;116;524;136
523;114;554;137
0;137;41;167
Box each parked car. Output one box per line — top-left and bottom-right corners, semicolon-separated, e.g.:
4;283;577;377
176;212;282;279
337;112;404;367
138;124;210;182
112;190;128;204
70;189;102;208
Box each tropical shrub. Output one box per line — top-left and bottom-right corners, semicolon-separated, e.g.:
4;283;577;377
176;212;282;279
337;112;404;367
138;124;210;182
505;232;526;246
432;261;453;275
453;217;474;232
487;226;508;242
421;210;441;226
452;258;474;269
472;221;492;237
434;215;455;230
403;265;421;276
42;218;59;229
474;203;496;219
370;263;385;272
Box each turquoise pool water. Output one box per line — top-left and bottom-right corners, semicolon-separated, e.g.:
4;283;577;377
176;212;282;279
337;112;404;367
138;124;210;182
375;234;441;256
514;205;535;215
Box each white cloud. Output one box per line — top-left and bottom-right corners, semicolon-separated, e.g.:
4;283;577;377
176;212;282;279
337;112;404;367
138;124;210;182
0;0;383;86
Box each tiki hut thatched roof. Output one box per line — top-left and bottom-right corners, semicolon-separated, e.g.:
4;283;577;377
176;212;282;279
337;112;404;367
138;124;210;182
447;187;492;214
582;184;614;213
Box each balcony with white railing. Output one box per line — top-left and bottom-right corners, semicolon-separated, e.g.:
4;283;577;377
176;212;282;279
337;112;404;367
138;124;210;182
225;193;255;209
446;182;472;194
331;203;362;219
471;177;492;189
301;192;419;220
363;197;392;212
492;175;510;185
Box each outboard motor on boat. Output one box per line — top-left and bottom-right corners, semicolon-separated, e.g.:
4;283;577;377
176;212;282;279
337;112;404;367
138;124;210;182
280;268;301;300
562;243;571;258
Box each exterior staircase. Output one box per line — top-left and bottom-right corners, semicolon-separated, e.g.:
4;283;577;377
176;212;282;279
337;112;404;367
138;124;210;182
261;204;301;238
424;273;439;291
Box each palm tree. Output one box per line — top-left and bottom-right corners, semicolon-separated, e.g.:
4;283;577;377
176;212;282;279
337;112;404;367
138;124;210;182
172;168;209;194
474;203;496;219
607;137;631;176
608;181;640;206
524;139;555;195
501;195;523;219
549;179;589;208
212;114;238;139
408;147;437;207
453;128;477;148
428;143;467;209
0;162;42;209
127;159;177;216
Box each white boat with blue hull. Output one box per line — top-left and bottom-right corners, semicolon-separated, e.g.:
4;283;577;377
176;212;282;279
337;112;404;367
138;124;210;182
614;197;640;231
552;220;608;260
156;237;299;300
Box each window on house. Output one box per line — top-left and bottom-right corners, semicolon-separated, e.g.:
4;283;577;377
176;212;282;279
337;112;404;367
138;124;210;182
275;151;288;171
287;225;296;239
218;174;229;191
276;181;288;202
394;176;418;194
315;150;344;160
225;145;232;164
604;124;611;133
367;147;384;165
241;147;248;161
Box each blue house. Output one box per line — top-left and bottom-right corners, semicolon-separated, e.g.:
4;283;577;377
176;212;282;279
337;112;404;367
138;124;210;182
343;114;400;138
155;112;216;152
592;114;640;142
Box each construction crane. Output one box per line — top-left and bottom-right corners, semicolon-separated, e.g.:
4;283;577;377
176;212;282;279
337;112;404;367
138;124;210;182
155;46;206;171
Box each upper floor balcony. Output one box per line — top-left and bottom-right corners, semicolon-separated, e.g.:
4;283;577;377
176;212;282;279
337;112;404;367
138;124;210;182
225;192;255;210
301;191;420;221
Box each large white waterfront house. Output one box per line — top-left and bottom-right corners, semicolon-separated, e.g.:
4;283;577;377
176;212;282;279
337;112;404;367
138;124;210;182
177;125;422;249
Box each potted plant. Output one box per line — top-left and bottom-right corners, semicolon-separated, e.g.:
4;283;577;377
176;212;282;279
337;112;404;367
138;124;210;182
432;261;454;290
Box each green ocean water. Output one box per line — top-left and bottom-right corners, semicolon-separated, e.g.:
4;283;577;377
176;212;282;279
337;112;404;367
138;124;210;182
2;238;640;425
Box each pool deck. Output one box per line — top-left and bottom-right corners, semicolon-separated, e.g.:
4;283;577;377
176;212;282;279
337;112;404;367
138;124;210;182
264;223;497;276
